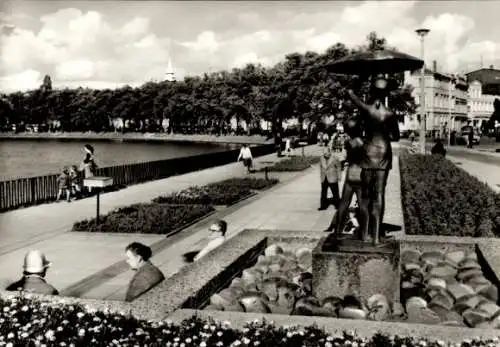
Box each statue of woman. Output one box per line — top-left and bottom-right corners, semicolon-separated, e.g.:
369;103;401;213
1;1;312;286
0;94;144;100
346;75;400;245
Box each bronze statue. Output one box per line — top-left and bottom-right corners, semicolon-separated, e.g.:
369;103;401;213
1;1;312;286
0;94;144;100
346;75;400;245
325;117;363;234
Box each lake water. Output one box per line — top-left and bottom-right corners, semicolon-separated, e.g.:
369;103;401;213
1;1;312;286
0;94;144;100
0;139;238;180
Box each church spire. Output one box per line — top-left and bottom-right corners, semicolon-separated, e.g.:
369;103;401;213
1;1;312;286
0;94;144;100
165;56;176;82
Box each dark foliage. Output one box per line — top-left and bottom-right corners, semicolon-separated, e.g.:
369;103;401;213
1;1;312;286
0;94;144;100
400;153;500;237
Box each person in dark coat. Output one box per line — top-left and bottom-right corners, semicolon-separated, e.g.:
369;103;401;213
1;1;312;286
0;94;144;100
124;242;165;302
6;250;58;295
431;139;446;157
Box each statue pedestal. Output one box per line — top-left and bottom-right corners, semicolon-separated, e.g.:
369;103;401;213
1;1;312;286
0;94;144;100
312;235;400;304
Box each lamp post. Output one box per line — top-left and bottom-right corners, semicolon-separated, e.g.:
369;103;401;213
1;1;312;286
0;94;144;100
416;28;430;154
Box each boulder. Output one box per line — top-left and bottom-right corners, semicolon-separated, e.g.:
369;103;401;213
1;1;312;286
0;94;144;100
454;295;481;314
420;251;444;268
241;269;261;286
462;308;491;328
476;301;500;319
463;251;478;262
268;263;283;273
428;302;451;320
459;258;481;270
239;295;271;313
264;244;284;257
401;250;421;265
428;265;457;281
456;268;483;282
367;294;391;321
322;296;343;313
210;293;233;308
403;263;422;272
292;296;333;317
338;307;367;320
256;255;271;266
260;278;283;302
476;283;499;303
427;278;447;291
268;255;286;267
447;283;475;301
429;292;454;310
296;248;312;268
445;251;466;267
224;302;246;312
204;303;223;311
227;286;245;298
405;296;428;310
406;306;441;325
252;264;269;275
392;302;405;318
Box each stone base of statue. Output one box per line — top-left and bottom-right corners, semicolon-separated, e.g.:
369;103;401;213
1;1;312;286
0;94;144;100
312;234;400;304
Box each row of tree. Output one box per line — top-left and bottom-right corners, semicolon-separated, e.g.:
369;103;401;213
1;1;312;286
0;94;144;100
0;32;418;137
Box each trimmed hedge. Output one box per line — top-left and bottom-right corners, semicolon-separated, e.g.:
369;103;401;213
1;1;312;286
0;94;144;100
1;294;498;346
153;178;278;206
73;203;214;234
265;156;320;172
399;153;500;237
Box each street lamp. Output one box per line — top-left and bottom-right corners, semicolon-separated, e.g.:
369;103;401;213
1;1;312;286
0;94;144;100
416;28;430;154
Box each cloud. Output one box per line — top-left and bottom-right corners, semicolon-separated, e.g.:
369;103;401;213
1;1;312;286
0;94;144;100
1;1;500;92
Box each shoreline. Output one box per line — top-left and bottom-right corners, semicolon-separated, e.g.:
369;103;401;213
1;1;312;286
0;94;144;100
0;132;272;145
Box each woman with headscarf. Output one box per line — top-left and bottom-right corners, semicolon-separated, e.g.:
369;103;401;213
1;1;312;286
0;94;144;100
80;144;97;194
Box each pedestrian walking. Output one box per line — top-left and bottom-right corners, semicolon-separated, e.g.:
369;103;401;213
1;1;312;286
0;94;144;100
318;147;341;211
80;144;97;194
237;144;253;173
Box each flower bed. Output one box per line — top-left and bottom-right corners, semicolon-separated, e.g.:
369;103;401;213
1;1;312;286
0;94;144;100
399;154;500;237
264;156;320;172
153;178;278;206
1;294;498;347
73;203;215;234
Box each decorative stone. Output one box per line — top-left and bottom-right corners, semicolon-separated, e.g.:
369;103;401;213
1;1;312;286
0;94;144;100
456;268;483;282
204;304;223;311
264;244;284;256
256;255;271;266
406;296;428;309
429;292;454;310
445;251;466;267
476;301;500;319
454;295;481;314
224;302;245;312
267;263;282;273
462;308;491;327
427;278;447;290
428;302;451;320
239;295;271;313
465;276;491;290
268;255;286;266
338;307;367;320
477;284;499;303
367;294;391;321
296;248;312;268
322;296;343;313
407;305;441;325
392;302;405;318
463;251;478;262
459;259;481;270
428;265;457;281
447;283;475;301
420;251;444;267
401;250;421;265
403;263;421;272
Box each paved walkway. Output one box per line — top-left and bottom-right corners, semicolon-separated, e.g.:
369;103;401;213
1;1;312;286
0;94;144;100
81;150;403;301
447;155;500;193
0;147;317;291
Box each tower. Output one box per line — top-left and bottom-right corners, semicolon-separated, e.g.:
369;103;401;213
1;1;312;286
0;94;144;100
165;56;176;82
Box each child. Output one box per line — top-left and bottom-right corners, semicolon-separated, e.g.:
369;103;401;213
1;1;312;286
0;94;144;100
56;167;71;202
69;165;82;199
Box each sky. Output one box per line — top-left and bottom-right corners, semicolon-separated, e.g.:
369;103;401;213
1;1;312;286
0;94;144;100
1;0;499;92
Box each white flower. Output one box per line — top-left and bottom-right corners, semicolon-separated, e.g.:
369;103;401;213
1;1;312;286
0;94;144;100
6;333;14;339
325;343;333;347
326;336;333;341
78;329;85;336
233;340;241;346
6;342;13;347
76;312;84;319
185;338;192;343
57;327;63;332
21;305;29;312
217;331;223;337
253;342;260;346
200;342;207;347
21;332;29;338
242;337;250;344
3;307;9;312
45;330;55;339
419;341;427;347
223;321;231;326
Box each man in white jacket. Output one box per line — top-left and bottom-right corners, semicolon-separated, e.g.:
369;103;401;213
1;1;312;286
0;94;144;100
237;144;253;173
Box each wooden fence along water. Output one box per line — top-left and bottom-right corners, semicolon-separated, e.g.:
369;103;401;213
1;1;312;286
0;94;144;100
0;144;276;212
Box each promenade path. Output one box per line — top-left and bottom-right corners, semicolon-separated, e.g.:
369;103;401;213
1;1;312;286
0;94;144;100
0;143;403;301
0;146;316;290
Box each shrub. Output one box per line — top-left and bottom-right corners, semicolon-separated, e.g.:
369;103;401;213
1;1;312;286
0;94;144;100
153;178;278;206
73;203;214;234
400;153;500;237
265;156;320;172
1;294;498;346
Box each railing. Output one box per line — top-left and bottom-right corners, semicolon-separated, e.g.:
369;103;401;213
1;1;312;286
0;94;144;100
0;144;276;212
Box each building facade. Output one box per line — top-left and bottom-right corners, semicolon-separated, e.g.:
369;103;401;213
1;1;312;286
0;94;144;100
467;80;499;128
465;67;500;95
403;62;469;136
